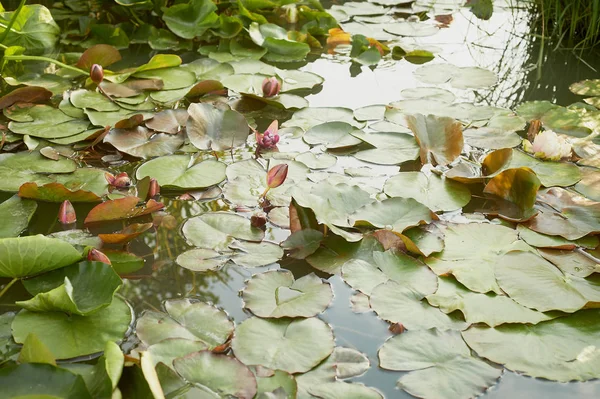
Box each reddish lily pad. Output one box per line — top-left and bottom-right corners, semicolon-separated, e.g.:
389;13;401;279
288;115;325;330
98;223;154;244
0;86;52;110
84;196;164;224
18;182;102;203
76;44;122;69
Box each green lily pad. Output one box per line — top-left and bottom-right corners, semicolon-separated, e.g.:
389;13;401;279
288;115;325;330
350;197;433;234
182;212;265;251
18;182;102;202
281;229;324;259
0;151;77;192
136;299;233;348
427;276;554;327
414;63;498;89
176;248;230;272
295;152;337;169
162;0;218;39
0;235;82;278
379;329;501;399
370;281;468;330
425;223;531;294
136;155;226;189
0;195;37;238
282;107;362;131
232;317;334;373
401;87;456;103
342;249;438;296
304;122;363;149
384;171;471;212
186;103;249;151
570;79;600;96
351;131;420;165
248;23;310;62
0;4;60;50
538;248;600;278
242;270;333;318
173;351;257;399
54;167;110;197
134;68;197;90
255;368;297;398
495;251;600;313
229;240;284;268
17;261;121;315
406;113;464;166
146;338;210;370
517;224;599;250
400;224;445;257
12;296;133;360
104;126;184;159
70;89;120;112
307;234;383;274
7;105;89;139
462;309;600;382
103;250;145;275
0;363;91;399
310;382;383;399
463;126;522;149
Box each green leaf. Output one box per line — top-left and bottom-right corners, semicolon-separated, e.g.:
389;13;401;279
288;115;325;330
17;261;122;316
0;5;59;50
242;270;333;318
427;276;555;327
12;297;133;360
406;113;464;166
462;309;600;381
232;317;334;373
282;107;362;131
248;23;311;62
18;333;56;365
351;131;419;165
414;63;498;89
306;235;383;274
186;103;249;151
0;235;81;278
570;79;600;96
304;122;363;149
162;0;219;39
0;195;37;238
136;155;226;189
104;126;184;159
310;382;383;399
281;229;324;259
173;351;257;399
0;363;91;399
255;369;297;398
379;329;501;399
182;212;265;251
176;248;229;272
495;251;600;313
468;0;494;20
135;298;234;348
350;197;433;234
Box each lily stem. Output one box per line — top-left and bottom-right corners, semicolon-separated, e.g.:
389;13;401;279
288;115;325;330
0;0;26;44
1;54;88;76
0;278;18;299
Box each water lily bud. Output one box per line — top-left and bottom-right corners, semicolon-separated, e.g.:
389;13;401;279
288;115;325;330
389;323;405;335
262;77;281;97
90;64;104;84
87;248;111;265
251;212;267;228
256;120;280;149
148;178;160;199
266;164;288;189
105;172;131;188
58;200;76;225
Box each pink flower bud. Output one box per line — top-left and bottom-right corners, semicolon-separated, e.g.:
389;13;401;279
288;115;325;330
87;248;111;265
266;164;288;189
105;172;131;188
256;120;280;149
262;77;281;97
90;64;104;85
58;200;76;225
148;178;160;199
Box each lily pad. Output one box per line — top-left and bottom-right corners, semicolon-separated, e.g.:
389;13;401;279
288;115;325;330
310;382;383;399
282;107;362;131
0;151;77;192
384;171;471;212
425;223;530;294
18;182;102;202
232;317;334;373
136;299;233;348
0;235;82;278
186;103;249;151
350;197;433;234
242;270;333;318
494;250;600;313
182;212;265;251
427;276;554;327
70;89;120;112
0;363;91;399
296;152;337;169
406;114;464;166
104;126;185;159
414;63;498;89
351;131;420;165
0;195;37;238
175;248;227;272
11;297;132;360
304;122;363;149
17;261;121;315
307;234;383;274
173;351;257;399
84;197;164;224
136;155;226;189
379;329;502;399
462;309;600;382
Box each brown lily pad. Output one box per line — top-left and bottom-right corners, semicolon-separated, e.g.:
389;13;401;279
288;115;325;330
19;182;102;203
85;196;164;224
99;222;154;244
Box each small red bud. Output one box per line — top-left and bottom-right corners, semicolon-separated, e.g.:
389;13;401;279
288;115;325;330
58;200;76;225
105;172;131;188
148;178;160;199
90;64;104;85
262;77;281;97
266;164;288;189
256;120;280;149
251;213;267;228
389;323;405;335
87;248;111;265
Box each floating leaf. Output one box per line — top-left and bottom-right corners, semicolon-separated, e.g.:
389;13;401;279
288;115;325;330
186;103;249;151
281;229;324;259
482;167;541;221
0;363;91;399
12;297;132;360
173;351;257;399
76;44;122;69
104;126;184;159
0;151;76;192
0;195;37;238
384;171;471;212
85;197;164;224
379;329;501;399
538;248;600;278
136;155;226;189
0;235;81;278
495;251;600;313
295;152;337;169
182;212;265;251
0;4;60;50
70;89;120;112
136;299;233;348
232;317;334;373
304;122;363;149
406;114;463;165
310;382;383;399
145;109;189;134
18;261;122;316
516;224;598;250
18;182;101;202
282;107;362;131
176;248;228;272
569;79;600;96
162;0;219;39
427;276;554;327
0;86;52;110
425;223;530;294
414;63;498;89
99;223;153;245
351;131;420;165
462;309;600;382
242;270;333;318
350;197;433;234
307;235;383;274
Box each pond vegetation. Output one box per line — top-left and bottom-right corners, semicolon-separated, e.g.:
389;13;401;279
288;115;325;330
0;0;599;398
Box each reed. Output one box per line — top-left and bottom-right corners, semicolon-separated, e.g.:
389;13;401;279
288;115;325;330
534;0;600;49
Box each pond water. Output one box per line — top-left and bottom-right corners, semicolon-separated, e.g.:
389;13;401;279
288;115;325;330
1;0;600;398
